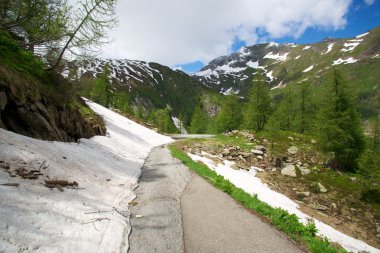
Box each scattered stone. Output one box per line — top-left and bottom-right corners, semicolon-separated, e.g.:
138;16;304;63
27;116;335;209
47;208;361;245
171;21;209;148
232;130;239;134
296;191;310;198
135;214;144;218
311;139;317;144
287;146;298;155
230;163;239;170
292;188;298;191
254;145;266;152
310;203;329;211
251;149;264;155
271;168;277;172
318;182;328;193
288;136;294;141
257;156;263;160
331;203;337;209
300;168;311;175
262;139;268;144
281;165;297;177
350;177;357;182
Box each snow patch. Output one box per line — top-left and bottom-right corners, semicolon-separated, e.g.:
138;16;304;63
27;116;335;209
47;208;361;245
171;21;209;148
341;42;360;52
333;57;358;65
171;117;188;134
0;100;172;252
356;32;369;38
221;87;239;96
246;60;259;68
266;70;274;81
188;153;380;253
303;46;311;50
324;43;334;54
303;65;314;72
263;52;289;61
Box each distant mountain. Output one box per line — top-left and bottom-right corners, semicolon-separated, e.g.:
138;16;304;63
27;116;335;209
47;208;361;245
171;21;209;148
192;26;380;118
63;58;218;129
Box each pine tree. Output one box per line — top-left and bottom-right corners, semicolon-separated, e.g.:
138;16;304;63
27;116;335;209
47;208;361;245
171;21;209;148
215;94;242;132
318;69;365;171
244;72;271;131
91;64;112;107
189;105;207;134
298;82;313;134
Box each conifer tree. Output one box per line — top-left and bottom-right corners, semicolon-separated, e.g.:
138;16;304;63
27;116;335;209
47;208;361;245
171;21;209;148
244;72;271;131
189;105;207;134
318;69;365;171
215;94;242;132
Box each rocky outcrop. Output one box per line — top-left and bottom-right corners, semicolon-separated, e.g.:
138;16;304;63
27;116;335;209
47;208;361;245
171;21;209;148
0;65;105;142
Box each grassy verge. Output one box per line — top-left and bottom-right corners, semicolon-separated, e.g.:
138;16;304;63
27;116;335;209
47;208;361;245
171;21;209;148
168;144;347;253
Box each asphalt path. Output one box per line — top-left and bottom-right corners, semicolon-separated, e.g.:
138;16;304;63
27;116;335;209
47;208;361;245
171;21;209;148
128;145;304;253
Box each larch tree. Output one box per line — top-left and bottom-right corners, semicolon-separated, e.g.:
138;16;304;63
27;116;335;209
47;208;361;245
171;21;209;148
244;72;271;131
318;69;365;171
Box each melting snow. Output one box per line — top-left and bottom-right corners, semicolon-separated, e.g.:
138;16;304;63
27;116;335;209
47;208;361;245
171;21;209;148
341;42;360;52
246;60;259;68
171;117;188;134
294;55;301;60
221;87;239;96
303;65;314;72
303;46;311;50
266;71;274;81
0;100;172;252
263;52;289;61
324;43;334;54
267;42;279;48
333;57;358;65
356;32;369;38
188;153;380;253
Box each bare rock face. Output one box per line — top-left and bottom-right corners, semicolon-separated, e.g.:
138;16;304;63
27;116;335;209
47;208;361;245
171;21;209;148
0;66;105;142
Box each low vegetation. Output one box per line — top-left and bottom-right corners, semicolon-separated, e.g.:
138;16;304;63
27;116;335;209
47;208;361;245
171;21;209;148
169;144;346;253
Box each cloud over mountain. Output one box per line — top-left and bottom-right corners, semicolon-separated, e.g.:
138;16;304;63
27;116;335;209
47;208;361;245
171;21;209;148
102;0;353;66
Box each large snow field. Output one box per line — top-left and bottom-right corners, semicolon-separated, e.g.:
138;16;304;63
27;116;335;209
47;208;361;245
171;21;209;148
188;153;380;253
0;100;172;252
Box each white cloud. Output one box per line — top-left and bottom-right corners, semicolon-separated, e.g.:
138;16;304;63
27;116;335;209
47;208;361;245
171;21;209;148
364;0;375;5
101;0;352;66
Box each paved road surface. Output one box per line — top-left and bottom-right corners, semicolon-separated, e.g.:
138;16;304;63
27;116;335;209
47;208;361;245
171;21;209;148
128;146;192;252
128;146;304;253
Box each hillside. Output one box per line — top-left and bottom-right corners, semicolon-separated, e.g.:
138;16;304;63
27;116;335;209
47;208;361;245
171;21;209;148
193;26;380;119
0;32;105;141
63;58;220;130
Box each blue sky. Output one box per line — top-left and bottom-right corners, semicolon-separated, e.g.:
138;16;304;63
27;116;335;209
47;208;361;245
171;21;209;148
176;0;380;73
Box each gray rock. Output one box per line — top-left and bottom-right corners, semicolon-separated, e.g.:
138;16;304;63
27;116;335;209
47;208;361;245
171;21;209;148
300;168;311;175
311;139;317;144
350;177;357;182
257;156;263;160
331;203;337;209
318;183;327;193
251;149;264;155
287;146;298;155
287;136;294;141
296;191;310;198
281;165;297;177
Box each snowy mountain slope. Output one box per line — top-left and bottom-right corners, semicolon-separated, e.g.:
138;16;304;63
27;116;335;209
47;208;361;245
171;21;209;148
192;27;380;100
0;99;172;253
63;59;215;128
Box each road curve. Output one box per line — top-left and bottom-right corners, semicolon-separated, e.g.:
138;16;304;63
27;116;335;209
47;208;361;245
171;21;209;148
128;145;304;253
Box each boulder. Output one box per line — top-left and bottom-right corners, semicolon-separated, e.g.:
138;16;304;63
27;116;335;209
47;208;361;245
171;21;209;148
287;146;298;155
281;165;297;177
318;182;328;193
251;149;264;155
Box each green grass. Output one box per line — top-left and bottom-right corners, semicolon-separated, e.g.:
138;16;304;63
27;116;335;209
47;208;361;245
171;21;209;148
169;144;347;253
